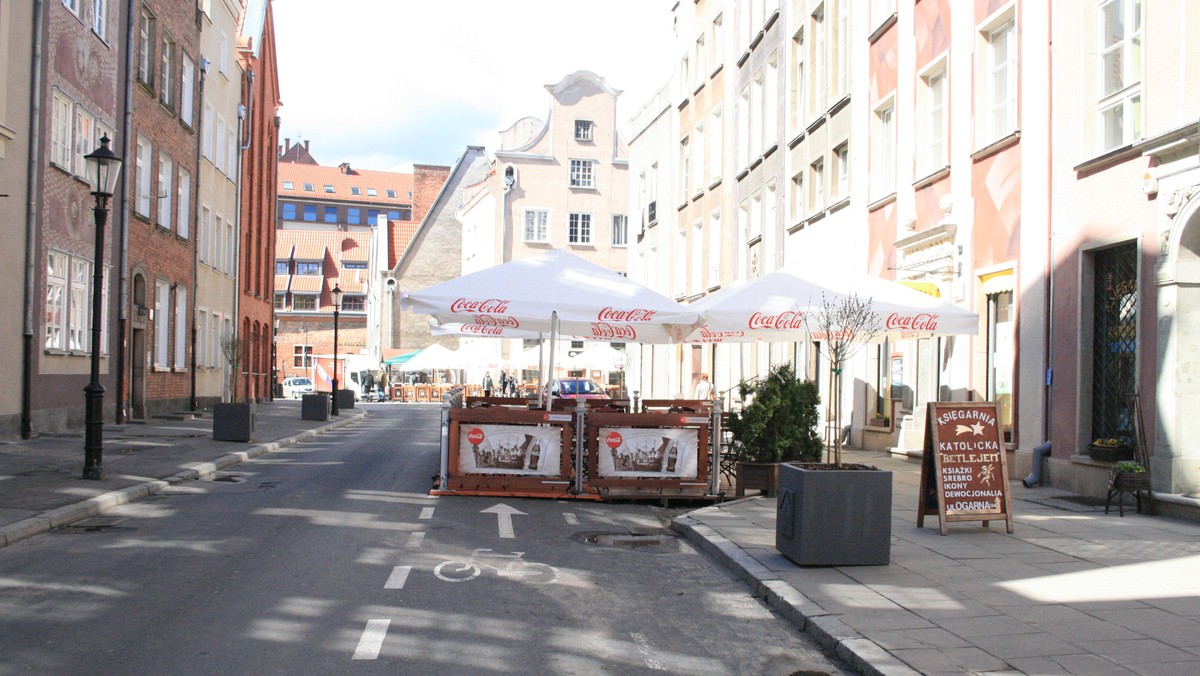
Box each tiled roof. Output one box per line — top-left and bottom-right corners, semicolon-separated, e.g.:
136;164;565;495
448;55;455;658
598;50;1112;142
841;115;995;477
276;230;328;261
290;275;323;293
273;229;374;308
389;220;420;269
279;163;414;206
274;274;290;292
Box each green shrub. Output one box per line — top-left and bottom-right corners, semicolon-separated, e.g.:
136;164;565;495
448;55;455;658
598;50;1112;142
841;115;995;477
727;363;823;463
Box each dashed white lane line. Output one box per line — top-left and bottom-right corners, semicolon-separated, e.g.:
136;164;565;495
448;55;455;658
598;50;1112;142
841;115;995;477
419;507;435;520
384;565;412;589
352;619;390;660
563;512;580;526
630;632;666;671
405;531;425;548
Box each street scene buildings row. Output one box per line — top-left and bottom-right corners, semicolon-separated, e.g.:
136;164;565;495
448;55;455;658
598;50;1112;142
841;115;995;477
0;0;280;435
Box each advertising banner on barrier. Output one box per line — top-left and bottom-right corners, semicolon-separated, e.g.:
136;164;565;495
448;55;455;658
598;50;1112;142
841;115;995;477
458;424;563;476
596;427;700;479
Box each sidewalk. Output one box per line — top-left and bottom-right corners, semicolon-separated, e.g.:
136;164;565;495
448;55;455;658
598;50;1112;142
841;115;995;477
673;449;1200;675
0;399;365;548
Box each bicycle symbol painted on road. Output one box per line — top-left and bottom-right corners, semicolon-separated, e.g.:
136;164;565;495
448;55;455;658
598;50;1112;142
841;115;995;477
434;549;560;584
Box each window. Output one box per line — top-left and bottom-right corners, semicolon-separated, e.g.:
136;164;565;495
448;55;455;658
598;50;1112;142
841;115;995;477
350;186;361;195
51;91;73;170
709;107;723;183
212;215;223;271
678;136;690;202
366;187;377;196
225;125;236;181
199;207;210;263
765;180;777;242
137;7;154;85
63;0;80;16
73;107;99;179
790;171;805;221
303;205;316;222
791;29;806;129
180;54;194;125
324;206;337;223
1090;242;1138;445
523;209;549;242
174;288;186;368
569;159;595;188
273;294;285;309
296;261;320;275
323;184;334;193
45;252;67;350
341;295;364;312
177;167;191;238
978;16;1016;145
750;69;763;154
218;32;228;75
135;136;151;216
347;208;360;225
1098;0;1142;151
568;213;592;244
711;13;724;69
160;36;174;107
202;102;213;159
68;259;89;353
575;120;594;141
693;123;705;195
873;100;896;197
275;261;288;275
157;152;173;229
282;181;293;190
93;0;107;39
368;209;379;224
833;0;848;99
386;189;396;198
303;183;313;191
197;310;208;367
834;143;849;200
154;280;169;368
674;228;687;296
281;203;296;220
708;209;721;286
293;295;316;311
225;219;235;274
387;210;400;221
918;64;947;175
611;215;628;247
810;158;825;211
692;219;704;292
694;34;706;88
750;190;762;239
737;85;750;168
293;344;312;368
764;54;778;147
214;116;225;172
813;6;826;111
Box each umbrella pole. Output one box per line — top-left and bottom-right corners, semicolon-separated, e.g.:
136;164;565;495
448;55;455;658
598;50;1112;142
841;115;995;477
545;313;558;412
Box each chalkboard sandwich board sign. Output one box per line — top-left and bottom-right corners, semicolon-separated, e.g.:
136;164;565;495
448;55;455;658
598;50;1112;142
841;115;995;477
917;402;1014;536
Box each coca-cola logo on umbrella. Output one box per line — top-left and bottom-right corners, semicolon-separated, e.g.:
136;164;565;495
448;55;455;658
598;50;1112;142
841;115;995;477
461;324;506;335
589;322;637;340
885;313;940;332
605;431;623;449
472;314;520;328
597;307;658;323
450;298;510;314
747;311;805;330
466;427;485;445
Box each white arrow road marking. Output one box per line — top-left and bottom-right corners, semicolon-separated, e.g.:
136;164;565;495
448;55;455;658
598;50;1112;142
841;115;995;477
630;632;667;670
481;503;526;539
384;565;411;589
563;512;580;526
352;619;390;660
405;532;425;548
419;507;435;520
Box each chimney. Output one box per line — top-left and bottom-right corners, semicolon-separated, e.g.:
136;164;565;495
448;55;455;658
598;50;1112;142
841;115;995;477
304;140;310;152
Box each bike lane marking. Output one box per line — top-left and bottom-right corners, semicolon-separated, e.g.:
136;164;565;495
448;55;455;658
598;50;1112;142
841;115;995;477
630;632;667;671
384;565;412;589
352;619;390;660
419;507;435;520
405;531;425;548
563;512;580;526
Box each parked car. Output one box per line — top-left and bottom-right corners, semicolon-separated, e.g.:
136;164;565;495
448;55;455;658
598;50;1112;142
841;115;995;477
281;377;314;399
544;378;610;400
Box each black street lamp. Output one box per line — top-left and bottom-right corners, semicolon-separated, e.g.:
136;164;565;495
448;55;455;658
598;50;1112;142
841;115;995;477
270;317;279;402
331;284;342;415
82;136;123;480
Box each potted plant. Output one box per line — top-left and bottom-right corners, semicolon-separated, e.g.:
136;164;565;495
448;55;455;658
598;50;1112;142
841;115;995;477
1110;461;1150;491
1089;437;1133;462
212;334;255;442
725;363;823;497
775;293;893;566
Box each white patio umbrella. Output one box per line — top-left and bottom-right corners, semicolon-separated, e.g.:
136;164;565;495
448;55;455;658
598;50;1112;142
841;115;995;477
395;344;461;371
564;344;627;371
682;263;979;342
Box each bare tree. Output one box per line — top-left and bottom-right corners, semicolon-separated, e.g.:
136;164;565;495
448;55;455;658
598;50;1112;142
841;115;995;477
220;334;243;404
806;293;884;465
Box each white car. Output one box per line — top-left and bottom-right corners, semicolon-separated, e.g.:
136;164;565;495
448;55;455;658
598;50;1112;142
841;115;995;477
281;377;314;398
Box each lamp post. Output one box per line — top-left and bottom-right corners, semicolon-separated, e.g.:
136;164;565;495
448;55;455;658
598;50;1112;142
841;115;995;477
82;136;123;480
270;317;279;402
331;284;342;415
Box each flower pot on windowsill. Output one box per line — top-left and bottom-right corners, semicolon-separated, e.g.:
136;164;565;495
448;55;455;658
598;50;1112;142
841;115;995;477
1088;443;1133;462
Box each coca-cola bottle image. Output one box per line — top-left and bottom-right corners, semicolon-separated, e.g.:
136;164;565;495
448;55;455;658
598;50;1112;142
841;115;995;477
665;443;678;473
529;440;541;470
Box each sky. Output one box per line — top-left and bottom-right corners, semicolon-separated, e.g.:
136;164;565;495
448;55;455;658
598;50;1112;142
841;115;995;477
272;0;678;173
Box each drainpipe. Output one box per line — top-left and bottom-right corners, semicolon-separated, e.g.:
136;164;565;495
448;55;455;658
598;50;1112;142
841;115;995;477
21;0;45;438
190;58;208;411
234;101;246;402
114;0;136;423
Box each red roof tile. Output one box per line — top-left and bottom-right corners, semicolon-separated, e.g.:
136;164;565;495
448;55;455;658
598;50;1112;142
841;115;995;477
279;163;414;206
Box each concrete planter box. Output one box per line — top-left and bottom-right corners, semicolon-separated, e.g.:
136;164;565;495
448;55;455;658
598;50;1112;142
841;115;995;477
301;393;330;421
776;462;892;566
212;403;255;442
336;389;355;410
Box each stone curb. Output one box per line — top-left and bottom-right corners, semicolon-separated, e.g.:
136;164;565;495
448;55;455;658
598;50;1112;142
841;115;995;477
671;511;918;676
0;412;366;549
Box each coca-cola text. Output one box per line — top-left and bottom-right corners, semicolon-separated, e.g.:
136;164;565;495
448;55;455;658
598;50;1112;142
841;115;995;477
747;310;805;330
450;298;510;314
597;307;658;323
885;312;940;332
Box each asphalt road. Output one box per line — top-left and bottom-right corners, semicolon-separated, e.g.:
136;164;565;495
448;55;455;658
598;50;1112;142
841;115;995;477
0;405;850;675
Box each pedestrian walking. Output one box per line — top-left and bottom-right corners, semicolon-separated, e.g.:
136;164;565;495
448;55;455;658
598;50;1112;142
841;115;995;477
694;373;714;400
483;372;494;397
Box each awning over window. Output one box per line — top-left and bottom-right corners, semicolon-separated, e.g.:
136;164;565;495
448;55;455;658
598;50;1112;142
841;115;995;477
384;349;421;366
980;270;1015;296
896;280;941;297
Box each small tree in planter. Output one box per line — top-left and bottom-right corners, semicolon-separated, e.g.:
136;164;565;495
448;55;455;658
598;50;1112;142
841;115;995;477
725;363;822;495
213;334;255;441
